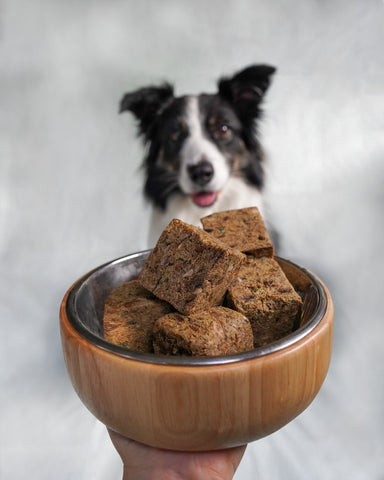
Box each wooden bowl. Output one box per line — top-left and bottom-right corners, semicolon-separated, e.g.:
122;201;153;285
60;251;333;451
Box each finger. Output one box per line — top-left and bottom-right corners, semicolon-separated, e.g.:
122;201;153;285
226;444;247;474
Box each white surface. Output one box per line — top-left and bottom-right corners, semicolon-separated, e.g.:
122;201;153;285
1;1;383;478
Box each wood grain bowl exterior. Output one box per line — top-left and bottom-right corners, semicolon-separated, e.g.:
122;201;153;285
60;256;333;451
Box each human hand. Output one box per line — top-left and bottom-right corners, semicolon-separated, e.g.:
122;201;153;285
108;428;246;480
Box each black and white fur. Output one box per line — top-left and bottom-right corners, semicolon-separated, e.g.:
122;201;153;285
120;64;276;246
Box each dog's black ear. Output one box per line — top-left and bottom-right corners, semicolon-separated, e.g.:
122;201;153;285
119;83;174;136
218;65;276;121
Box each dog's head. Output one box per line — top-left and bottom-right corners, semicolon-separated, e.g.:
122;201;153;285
120;64;276;210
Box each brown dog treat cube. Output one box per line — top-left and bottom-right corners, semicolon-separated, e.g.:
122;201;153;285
139;219;245;314
201;206;274;258
226;256;302;347
153;307;254;356
103;280;173;352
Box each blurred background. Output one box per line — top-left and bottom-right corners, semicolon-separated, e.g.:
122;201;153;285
1;0;383;478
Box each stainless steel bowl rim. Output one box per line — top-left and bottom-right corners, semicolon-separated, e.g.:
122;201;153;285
66;251;328;366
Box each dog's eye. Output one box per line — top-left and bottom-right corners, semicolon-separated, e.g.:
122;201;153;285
170;131;180;142
217;124;232;138
168;124;183;143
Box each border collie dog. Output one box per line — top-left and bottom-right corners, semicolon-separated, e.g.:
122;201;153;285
120;64;276;246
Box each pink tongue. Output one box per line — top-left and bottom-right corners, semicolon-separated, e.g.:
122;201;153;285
192;192;217;207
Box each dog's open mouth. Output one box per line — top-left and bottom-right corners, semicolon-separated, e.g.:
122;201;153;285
191;192;217;207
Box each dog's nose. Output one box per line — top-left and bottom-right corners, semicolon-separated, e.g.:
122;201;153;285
187;160;214;186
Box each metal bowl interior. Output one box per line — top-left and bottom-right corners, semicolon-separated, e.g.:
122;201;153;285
65;250;327;366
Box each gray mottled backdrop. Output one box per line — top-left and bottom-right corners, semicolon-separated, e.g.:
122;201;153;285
1;1;383;478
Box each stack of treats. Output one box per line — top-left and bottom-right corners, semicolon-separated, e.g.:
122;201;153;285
103;207;303;356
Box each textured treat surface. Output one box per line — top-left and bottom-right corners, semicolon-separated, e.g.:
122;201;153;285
139;219;245;314
201;207;274;258
103;280;173;352
153;307;254;356
226;256;302;347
